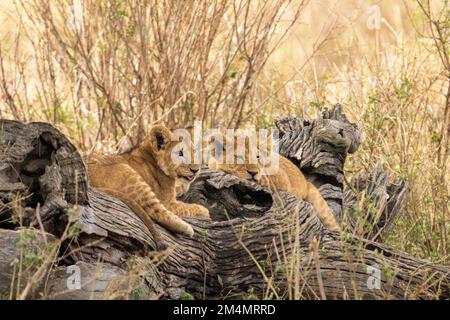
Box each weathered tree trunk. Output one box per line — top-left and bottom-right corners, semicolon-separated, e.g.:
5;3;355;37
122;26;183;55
0;106;448;300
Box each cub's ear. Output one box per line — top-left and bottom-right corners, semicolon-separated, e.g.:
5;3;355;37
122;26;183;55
148;125;172;152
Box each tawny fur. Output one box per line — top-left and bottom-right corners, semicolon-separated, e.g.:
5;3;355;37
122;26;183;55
95;187;167;251
208;136;341;232
86;125;210;246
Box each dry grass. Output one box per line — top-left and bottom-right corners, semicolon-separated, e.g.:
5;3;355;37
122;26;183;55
0;0;448;299
0;0;306;149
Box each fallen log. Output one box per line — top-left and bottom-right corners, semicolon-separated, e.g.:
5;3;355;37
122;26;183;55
0;106;448;299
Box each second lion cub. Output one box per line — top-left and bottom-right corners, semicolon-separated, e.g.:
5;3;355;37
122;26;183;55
208;136;341;232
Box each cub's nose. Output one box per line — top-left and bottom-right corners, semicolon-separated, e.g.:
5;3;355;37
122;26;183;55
190;168;199;174
248;170;258;179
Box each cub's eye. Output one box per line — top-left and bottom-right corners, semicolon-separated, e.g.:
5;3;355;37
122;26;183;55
178;150;184;157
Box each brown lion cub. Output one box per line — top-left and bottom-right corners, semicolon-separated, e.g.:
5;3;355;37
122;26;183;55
86;125;210;246
208;136;341;232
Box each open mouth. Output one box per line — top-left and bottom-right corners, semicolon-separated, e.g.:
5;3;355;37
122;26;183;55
184;174;195;181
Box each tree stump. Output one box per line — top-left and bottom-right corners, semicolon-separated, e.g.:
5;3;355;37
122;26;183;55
0;106;448;300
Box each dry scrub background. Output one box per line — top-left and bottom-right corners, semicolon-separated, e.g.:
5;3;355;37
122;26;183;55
0;0;448;263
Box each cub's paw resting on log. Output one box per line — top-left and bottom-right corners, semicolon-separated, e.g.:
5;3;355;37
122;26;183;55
168;201;211;219
86;124;209;247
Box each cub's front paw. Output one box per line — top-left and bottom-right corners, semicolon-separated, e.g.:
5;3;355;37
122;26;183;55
181;222;195;237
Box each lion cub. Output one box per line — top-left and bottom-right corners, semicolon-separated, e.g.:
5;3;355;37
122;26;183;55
86;125;210;247
208;136;341;232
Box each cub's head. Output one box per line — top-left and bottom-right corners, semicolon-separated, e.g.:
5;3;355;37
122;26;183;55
146;124;202;184
207;136;260;181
